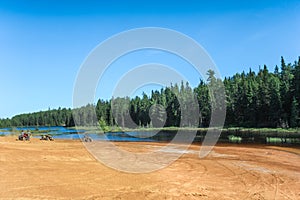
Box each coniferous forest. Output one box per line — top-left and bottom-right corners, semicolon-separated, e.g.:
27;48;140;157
1;57;300;129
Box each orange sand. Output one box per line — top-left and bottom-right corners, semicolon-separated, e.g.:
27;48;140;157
0;137;299;199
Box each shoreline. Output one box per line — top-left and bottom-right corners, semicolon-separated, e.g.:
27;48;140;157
2;134;300;147
0;135;300;156
1;126;300;145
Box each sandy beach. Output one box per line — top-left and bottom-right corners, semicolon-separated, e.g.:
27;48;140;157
0;136;299;199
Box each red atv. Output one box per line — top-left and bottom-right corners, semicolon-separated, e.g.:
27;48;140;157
18;133;30;141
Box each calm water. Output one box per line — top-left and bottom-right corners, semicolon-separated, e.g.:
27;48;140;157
53;132;155;142
1;126;299;144
0;126;157;142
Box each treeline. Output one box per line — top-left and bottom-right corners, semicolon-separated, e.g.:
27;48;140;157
0;108;74;128
225;57;300;128
94;57;300;129
0;105;100;128
0;57;299;129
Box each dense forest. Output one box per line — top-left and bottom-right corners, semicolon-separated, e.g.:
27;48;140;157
1;57;299;129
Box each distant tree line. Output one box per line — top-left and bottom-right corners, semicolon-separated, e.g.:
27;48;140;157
0;57;299;129
0;107;74;128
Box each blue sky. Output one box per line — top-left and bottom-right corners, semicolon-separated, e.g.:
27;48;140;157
0;0;300;118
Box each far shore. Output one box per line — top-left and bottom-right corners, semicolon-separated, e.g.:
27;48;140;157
2;125;300;133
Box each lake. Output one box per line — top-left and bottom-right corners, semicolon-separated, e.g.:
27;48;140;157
0;126;157;142
1;126;299;144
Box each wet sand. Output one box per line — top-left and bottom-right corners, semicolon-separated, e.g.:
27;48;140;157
0;136;299;199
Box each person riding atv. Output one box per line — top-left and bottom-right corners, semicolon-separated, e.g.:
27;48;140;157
18;130;30;141
82;134;92;142
40;134;54;141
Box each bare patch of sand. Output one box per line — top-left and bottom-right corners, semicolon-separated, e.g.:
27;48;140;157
0;136;299;199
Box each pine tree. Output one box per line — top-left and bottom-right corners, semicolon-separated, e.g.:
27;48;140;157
269;75;282;127
290;96;298;128
280;57;294;127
